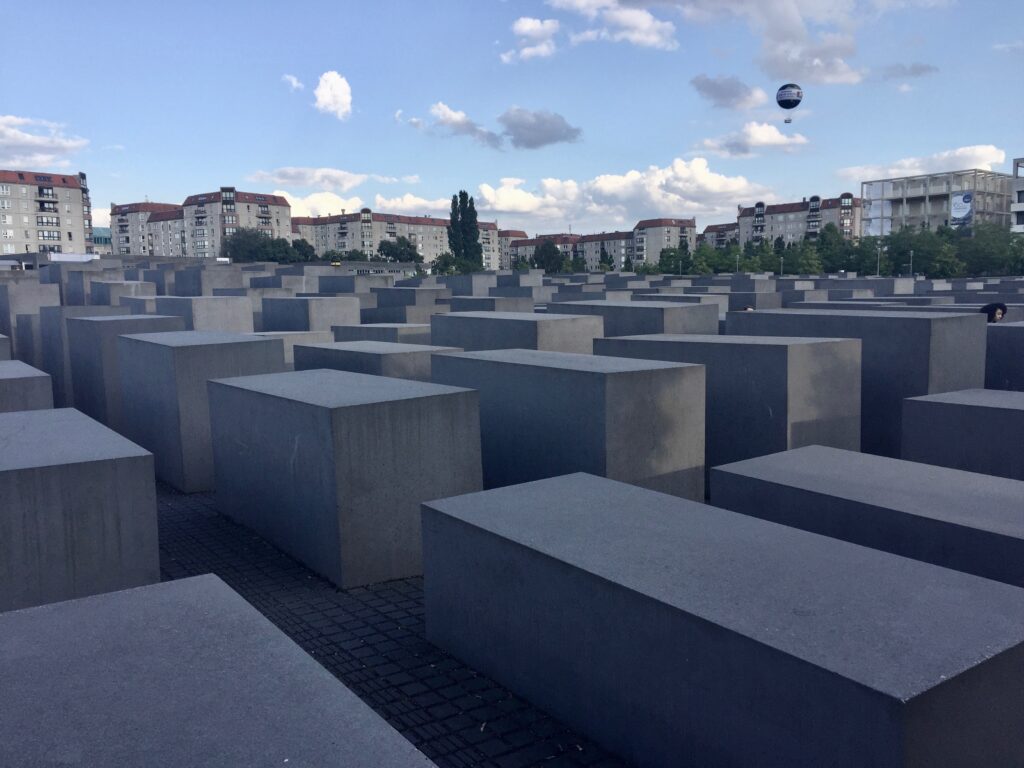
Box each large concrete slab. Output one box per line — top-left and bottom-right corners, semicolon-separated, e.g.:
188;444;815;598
67;314;186;431
902;388;1024;481
986;321;1024;391
423;473;1024;768
433;349;705;499
208;369;481;588
0;280;60;357
89;280;157;306
155;295;254;333
711;444;1024;589
333;322;432;345
431;311;603;353
254;330;333;368
726;309;985;457
118;332;286;492
0;575;435;766
595;334;860;473
0;333;8;360
0;408;158;612
39;305;131;408
558;300;719;336
0;360;52;412
262;296;360;332
294;341;461;382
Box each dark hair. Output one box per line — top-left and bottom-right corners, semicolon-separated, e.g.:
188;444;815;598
980;303;1008;323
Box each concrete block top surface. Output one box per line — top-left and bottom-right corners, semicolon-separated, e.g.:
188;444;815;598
0;359;49;380
444;311;583;323
70;314;181;325
714;445;1024;539
609;333;848;347
211;368;472;409
301;341;456;355
346;323;431;330
426;472;1024;699
0;408;149;472
443;348;693;374
740;309;979;322
0;575;433;767
118;331;265;348
905;388;1024;411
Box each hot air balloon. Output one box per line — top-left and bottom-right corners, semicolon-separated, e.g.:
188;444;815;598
776;83;803;124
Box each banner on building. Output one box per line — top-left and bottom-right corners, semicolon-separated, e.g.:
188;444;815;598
951;191;973;228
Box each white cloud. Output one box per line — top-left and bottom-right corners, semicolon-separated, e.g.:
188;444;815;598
498;107;582;148
690;75;768;109
394;109;404;122
92;208;111;228
281;74;304;91
502;16;560;62
700;122;809;157
372;193;450;213
993;40;1023;53
0;115;89;168
427;102;502;148
555;1;677;50
249;166;417;192
313;71;352;121
838;145;1007;181
275;190;364;218
896;83;913;93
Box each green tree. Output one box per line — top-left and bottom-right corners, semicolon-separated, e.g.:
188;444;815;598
690;243;714;275
377;236;423;263
623;255;634;272
816;224;853;273
599;244;614;271
571;251;587;273
446;190;483;271
533;239;566;273
292;238;316;262
658;246;686;274
956;223;1014;276
634;262;661;275
223;228;306;263
446;195;463;262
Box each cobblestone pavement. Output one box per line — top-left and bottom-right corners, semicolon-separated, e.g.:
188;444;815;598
158;485;627;768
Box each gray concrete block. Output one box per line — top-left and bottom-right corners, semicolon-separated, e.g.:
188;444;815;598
361;303;449;324
262;296;360;332
208;369;481;588
67;315;186;432
253;330;333;368
89;280;157;306
119;295;159;315
595;334;860;473
295;341;461;382
432;349;705;498
0;360;52;412
0;408;158;612
118;332;286;492
172;266;244;296
0;333;8;360
0;575;434;766
557;300;719;336
902;389;1024;481
431;311;603;353
450;296;535;313
725;309;985;457
372;286;451;307
0;280;60;357
333;322;433;345
711;444;1024;589
423;472;1024;768
986;321;1024;391
727;291;784;311
13;312;41;366
318;274;395;293
39;305;131;408
155;295;254;333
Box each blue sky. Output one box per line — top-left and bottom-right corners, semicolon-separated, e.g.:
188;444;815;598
3;0;1020;233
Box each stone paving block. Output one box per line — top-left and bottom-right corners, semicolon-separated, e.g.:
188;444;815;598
334;322;433;345
0;408;158;612
986;321;1024;391
118;332;286;492
433;349;705;499
0;360;52;412
262;296;361;332
711;444;1024;589
67;315;186;431
295;341;461;382
208;369;481;588
0;574;435;766
902;389;1024;481
39;305;131;408
431;312;603;353
423;473;1024;768
557;300;719;337
595;334;860;471
155;295;254;333
726;309;985;457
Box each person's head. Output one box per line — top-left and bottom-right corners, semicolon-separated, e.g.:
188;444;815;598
742;305;755;312
980;302;1007;323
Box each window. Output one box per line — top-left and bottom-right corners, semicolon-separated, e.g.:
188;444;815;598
67;232;73;241
224;215;237;225
0;185;8;196
224;227;237;237
1;244;13;255
38;230;61;240
1;229;12;239
36;216;60;227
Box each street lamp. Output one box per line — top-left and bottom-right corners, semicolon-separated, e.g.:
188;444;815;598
779;255;784;276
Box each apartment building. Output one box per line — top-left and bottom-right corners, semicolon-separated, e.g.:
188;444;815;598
183;187;291;259
293;208;499;268
578;231;634;270
147;208;186;258
860;170;1010;236
0;169;93;256
91;227;113;255
738;193;861;247
110;202;180;256
508;234;580;266
632;218;696;264
699;222;739;249
498;229;528;269
1007;158;1023;235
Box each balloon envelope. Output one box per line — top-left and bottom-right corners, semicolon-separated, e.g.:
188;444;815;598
776;84;803;110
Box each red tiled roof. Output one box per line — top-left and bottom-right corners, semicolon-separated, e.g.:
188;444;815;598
146;209;184;223
183;191;291;207
111;202;181;215
498;229;528;238
702;223;739;234
578;231;634;243
634;218;696;230
0;170;82;189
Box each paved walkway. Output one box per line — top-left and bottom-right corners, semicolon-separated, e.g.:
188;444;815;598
158;485;625;768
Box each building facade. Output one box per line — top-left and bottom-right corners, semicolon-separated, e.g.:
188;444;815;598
699;222;739;249
738;194;861;247
0;170;93;256
578;231;634;270
632;218;696;264
183;188;291;260
860;170;1011;237
147;208;186;258
1011;158;1024;236
110;202;181;256
498;229;528;269
91;226;112;255
509;234;580;267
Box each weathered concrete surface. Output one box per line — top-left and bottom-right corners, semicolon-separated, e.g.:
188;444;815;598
39;305;131;408
333;323;433;345
0;360;53;412
431;312;603;353
155;296;255;333
295;341;461;381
